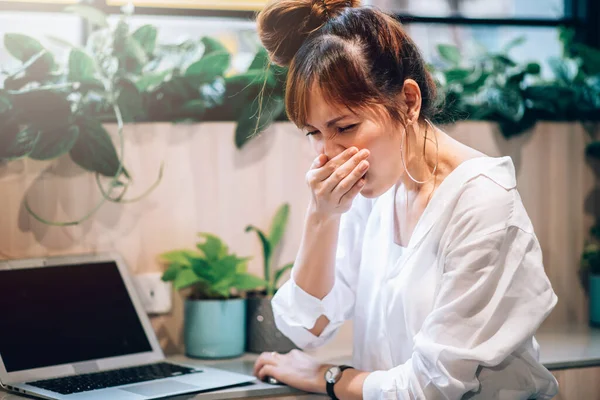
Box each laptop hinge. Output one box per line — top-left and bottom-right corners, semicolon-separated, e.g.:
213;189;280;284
73;361;100;374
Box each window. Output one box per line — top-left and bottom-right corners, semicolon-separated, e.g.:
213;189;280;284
109;14;258;71
367;0;564;19
0;11;82;69
106;0;267;11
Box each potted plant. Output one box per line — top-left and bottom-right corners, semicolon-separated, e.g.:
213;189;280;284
160;232;267;359
244;203;297;353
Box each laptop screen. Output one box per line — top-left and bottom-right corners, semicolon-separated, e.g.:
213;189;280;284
0;261;153;372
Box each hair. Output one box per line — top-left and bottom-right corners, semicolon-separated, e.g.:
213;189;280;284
256;0;440;130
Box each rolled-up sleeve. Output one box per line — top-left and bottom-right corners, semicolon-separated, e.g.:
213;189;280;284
271;197;370;350
363;225;558;399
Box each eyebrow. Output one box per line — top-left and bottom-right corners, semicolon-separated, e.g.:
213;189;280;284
305;115;351;130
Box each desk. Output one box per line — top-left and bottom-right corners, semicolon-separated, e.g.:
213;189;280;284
2;325;600;399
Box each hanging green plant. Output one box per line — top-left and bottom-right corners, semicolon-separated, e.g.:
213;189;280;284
0;4;288;225
431;28;600;138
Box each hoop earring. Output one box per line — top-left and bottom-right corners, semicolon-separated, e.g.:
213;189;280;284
400;119;439;185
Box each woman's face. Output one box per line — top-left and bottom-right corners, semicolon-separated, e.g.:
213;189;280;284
304;90;405;198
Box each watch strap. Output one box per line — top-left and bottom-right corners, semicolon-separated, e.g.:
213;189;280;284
326;365;354;400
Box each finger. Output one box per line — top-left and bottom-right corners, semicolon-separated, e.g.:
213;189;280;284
331;159;369;199
310;154;327;170
257;364;276;382
339;177;367;204
322;148;370;193
253;352;277;377
308;147;359;184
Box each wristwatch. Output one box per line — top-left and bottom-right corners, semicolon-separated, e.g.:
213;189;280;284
324;364;354;400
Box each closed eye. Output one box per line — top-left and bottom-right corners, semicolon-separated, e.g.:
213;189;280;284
339;124;358;133
305;124;358;136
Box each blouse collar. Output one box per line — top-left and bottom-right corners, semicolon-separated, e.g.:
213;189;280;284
390;155;516;250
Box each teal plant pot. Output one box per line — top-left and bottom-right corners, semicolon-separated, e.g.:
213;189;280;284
184;298;246;359
590;275;600;326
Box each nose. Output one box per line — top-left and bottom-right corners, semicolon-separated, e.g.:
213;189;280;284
323;139;346;160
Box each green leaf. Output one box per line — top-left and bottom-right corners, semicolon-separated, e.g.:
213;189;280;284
274;262;294;288
444;68;472;83
64;4;108;28
161;264;182;282
502;36;526;52
572;43;600;75
437;44;461;66
4;33;46;63
586;142;600;159
225;70;276;94
174;268;203;290
132;25;157;56
180;99;207;117
125;36;149;69
135;70;171;92
70;116;122;177
248;46;270;71
549;57;579;83
78;78;106;92
68;49;96;81
246;225;272;264
236;256;252;273
29;125;79;160
116;78;144;122
211;254;240;282
235;95;284;149
10;90;71;131
269;203;290;250
461;70;490;95
5;49;55;84
201;36;228;56
197;233;228;261
185;51;231;86
0;123;40;160
493;55;517;68
190;257;215;283
486;86;525;123
245;225;272;282
232;273;267;291
160;250;202;267
0;91;11;113
199;77;225;109
525;62;541;75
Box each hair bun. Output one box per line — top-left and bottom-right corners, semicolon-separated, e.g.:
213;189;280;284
257;0;360;67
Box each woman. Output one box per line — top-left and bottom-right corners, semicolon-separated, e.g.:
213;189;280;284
252;1;559;399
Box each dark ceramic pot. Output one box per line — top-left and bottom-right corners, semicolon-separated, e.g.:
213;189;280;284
246;296;298;354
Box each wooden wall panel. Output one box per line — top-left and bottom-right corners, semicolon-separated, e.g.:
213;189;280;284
0;121;595;354
552;367;600;399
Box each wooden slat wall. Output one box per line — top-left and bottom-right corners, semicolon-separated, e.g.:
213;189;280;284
551;367;600;399
0;121;595;354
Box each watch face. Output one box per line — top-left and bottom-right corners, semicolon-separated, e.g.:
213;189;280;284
325;366;341;384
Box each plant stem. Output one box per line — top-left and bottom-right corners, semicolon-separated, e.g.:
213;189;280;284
23;102;126;225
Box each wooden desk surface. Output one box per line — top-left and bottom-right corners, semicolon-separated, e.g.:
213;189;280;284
3;325;600;399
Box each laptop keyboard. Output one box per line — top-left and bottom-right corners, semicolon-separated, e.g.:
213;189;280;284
28;362;201;395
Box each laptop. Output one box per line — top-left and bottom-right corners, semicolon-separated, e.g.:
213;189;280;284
0;253;257;400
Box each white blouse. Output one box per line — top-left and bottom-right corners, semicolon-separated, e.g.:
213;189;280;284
272;155;559;400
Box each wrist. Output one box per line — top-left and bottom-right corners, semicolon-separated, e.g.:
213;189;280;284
315;363;335;394
306;205;341;226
